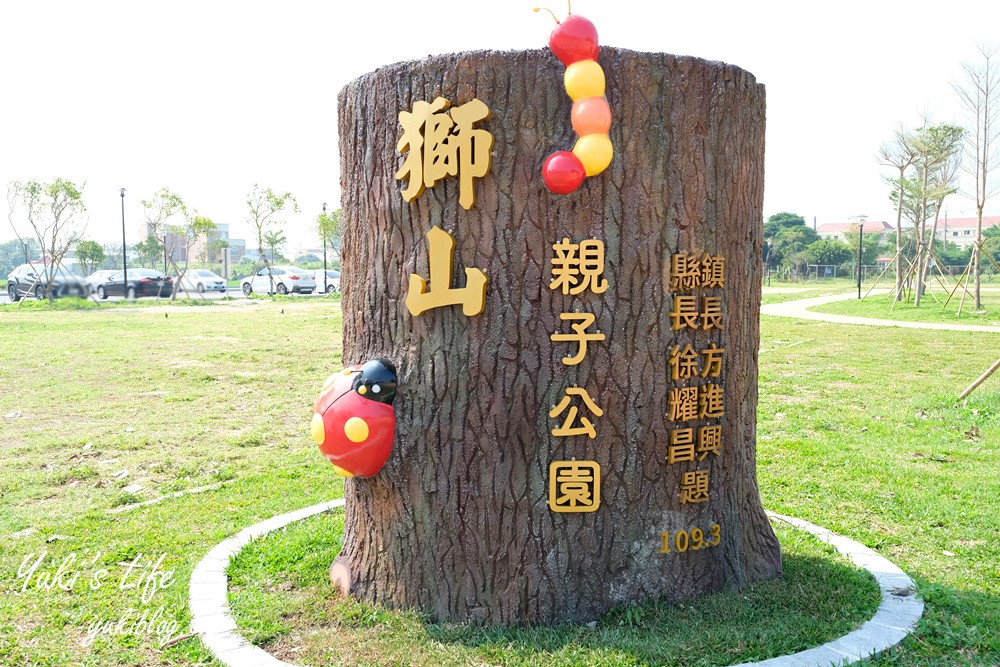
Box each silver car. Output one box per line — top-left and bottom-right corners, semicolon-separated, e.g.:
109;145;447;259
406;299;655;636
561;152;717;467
177;269;228;293
240;265;316;295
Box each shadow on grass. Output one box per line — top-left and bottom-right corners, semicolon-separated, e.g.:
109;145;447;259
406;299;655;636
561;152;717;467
228;516;884;667
419;554;880;667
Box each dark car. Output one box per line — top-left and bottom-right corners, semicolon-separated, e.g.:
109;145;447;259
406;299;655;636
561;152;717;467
96;269;173;299
6;263;89;301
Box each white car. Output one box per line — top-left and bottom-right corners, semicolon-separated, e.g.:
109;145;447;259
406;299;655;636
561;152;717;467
240;265;316;295
85;269;118;295
313;269;341;293
177;269;227;293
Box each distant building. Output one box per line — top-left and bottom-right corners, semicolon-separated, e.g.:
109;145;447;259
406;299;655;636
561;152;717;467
816;220;895;244
190;223;231;264
934;216;1000;248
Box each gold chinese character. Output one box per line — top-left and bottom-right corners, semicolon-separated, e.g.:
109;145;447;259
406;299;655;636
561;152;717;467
679;470;710;504
700;253;725;288
550;387;604;438
406;226;488;316
667;386;699;422
697;425;722;460
551;312;606;365
698;383;725;419
668;428;696;463
700;343;725;378
670;295;699;330
701;297;723;330
669;344;699;380
669;253;702;290
550;238;609;295
548;460;601;512
396;97;493;210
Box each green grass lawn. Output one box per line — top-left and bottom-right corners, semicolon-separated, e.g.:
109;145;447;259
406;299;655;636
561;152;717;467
0;298;997;665
813;289;1000;325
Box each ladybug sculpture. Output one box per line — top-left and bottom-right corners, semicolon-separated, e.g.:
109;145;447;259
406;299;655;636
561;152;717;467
311;358;397;478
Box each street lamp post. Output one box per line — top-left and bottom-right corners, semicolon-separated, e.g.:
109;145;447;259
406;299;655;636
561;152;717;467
322;202;328;294
120;188;129;297
857;222;864;299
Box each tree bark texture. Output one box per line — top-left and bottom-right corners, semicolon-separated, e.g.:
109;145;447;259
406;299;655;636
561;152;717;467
336;47;781;625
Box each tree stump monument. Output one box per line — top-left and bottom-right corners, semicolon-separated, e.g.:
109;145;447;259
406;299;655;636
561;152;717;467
330;46;781;626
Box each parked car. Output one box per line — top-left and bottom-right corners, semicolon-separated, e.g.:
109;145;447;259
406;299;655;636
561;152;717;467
96;269;173;299
176;269;227;293
85;270;118;295
240;266;316;295
6;263;89;301
312;269;341;293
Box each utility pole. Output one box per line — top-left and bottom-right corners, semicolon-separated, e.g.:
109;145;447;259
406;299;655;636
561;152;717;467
322;202;329;293
857;222;864;299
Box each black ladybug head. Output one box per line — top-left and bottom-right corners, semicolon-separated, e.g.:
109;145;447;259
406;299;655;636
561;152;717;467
352;357;397;405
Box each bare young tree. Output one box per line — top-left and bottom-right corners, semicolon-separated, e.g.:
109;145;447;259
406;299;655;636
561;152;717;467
6;178;86;302
954;44;1000;310
878;127;918;301
140;187;187;240
168;214;216;301
245;184;297;293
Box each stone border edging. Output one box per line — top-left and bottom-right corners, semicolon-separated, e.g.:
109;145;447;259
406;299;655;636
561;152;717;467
189;498;345;667
189;502;922;667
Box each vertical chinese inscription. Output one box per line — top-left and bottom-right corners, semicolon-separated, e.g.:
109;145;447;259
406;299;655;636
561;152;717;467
662;251;726;548
547;238;608;512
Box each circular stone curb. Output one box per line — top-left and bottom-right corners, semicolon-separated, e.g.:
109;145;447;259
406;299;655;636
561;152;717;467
189;503;922;667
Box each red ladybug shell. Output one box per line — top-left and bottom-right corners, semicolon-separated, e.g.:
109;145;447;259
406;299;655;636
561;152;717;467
313;368;395;478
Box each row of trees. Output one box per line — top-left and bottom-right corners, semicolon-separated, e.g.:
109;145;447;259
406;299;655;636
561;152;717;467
764;212;885;277
879;46;998;309
5;180;344;298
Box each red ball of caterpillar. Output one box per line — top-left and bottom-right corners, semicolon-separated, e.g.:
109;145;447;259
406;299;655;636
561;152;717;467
542;151;586;194
548;14;599;66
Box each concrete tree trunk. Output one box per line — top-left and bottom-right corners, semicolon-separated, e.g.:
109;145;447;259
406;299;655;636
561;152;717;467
334;47;781;625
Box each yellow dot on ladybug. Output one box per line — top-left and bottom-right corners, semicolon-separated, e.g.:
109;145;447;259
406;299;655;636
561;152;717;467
564;60;605;102
358;385;367;395
311;413;325;445
573;133;614;176
344;417;369;443
332;465;355;478
321;373;338;391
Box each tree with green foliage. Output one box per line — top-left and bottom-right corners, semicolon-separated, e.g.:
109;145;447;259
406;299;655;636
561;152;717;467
75;240;105;275
0;238;39;276
909;122;964;306
982;224;1000;273
805;238;853;267
763;211;807;240
133;236;163;269
764;212;819;276
842;231;886;268
6;178;86;301
317;208;343;264
263;229;287;263
295;253;321;265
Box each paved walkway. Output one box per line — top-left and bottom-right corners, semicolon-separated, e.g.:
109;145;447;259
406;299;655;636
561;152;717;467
761;290;1000;333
